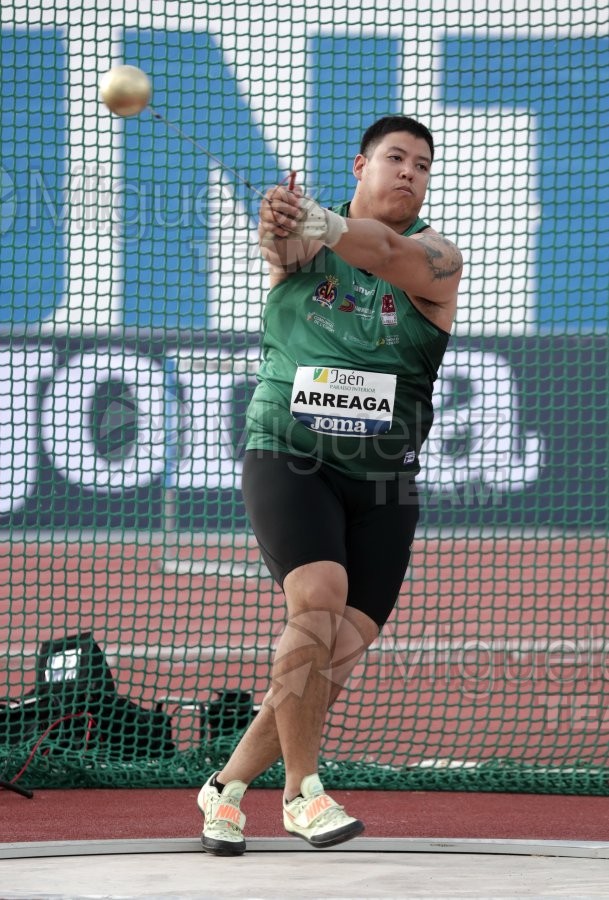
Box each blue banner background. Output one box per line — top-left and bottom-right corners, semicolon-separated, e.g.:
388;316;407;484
1;333;607;532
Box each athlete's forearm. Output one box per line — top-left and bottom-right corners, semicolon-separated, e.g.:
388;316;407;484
329;218;409;271
329;216;462;301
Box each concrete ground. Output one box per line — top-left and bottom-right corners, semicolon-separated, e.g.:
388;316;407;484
2;838;609;899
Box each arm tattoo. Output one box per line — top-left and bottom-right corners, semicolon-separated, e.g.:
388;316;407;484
417;233;463;281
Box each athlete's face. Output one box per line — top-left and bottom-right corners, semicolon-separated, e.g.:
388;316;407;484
351;131;432;230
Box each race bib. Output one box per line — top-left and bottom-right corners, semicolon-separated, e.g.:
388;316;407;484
290;366;396;436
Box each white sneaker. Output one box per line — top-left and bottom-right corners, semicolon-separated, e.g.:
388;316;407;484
283;774;364;848
198;772;247;856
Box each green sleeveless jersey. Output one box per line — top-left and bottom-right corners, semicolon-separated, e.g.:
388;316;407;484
246;204;450;479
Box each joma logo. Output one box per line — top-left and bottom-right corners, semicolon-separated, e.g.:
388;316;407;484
310;416;367;434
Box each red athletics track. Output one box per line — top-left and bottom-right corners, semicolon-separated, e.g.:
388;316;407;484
4;785;609;844
2;536;609;769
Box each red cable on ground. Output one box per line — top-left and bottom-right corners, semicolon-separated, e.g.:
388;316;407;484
8;711;95;787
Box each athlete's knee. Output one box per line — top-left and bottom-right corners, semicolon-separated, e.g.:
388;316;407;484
283;560;347;615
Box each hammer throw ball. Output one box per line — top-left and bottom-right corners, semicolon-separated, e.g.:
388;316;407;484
99;65;152;117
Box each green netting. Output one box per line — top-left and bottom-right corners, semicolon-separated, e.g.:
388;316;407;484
1;1;609;796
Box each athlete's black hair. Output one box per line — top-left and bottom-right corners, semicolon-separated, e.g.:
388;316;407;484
360;115;434;162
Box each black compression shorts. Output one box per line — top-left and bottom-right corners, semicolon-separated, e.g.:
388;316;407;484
241;450;419;629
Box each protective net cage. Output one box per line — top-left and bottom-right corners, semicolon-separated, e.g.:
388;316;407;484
1;0;609;794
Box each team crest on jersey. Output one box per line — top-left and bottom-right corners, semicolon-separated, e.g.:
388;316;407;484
381;293;398;326
312;276;339;308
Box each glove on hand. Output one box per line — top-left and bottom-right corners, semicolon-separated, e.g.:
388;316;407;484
291;196;348;247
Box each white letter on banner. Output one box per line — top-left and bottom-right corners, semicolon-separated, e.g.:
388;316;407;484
39;350;167;493
174;351;259;491
419;349;546;492
0;347;55;517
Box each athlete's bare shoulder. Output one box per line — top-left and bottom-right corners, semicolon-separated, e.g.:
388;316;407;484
403;227;462;331
410;226;463;283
